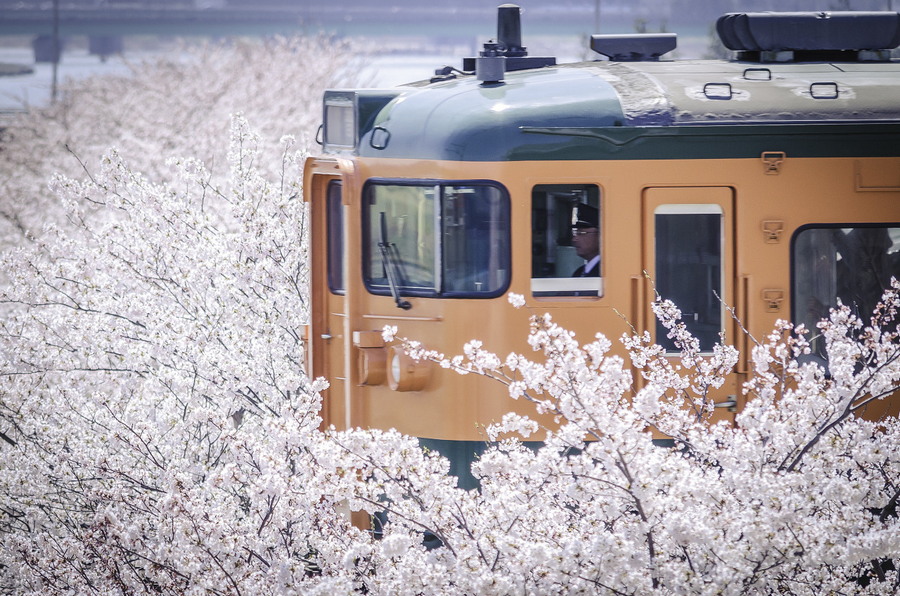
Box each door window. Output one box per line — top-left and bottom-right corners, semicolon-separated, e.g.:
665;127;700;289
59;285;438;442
654;204;724;352
327;180;344;295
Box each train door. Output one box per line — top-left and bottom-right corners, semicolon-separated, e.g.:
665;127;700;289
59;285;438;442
642;186;738;422
306;162;353;430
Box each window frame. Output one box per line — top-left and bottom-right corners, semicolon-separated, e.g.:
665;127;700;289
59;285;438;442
361;178;512;300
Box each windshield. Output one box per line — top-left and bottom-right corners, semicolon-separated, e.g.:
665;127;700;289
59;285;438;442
364;181;510;298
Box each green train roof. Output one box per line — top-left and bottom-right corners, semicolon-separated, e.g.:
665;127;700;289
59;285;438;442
322;16;900;162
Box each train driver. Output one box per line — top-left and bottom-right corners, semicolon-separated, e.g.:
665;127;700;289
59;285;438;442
570;203;600;277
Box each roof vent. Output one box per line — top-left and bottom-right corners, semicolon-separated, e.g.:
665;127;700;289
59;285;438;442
717;11;900;62
590;33;677;61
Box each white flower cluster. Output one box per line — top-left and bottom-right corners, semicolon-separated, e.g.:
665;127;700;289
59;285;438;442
383;287;900;594
0;35;363;253
0;116;340;594
1;111;898;593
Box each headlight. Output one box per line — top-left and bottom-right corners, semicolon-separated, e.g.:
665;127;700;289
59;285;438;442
387;346;430;392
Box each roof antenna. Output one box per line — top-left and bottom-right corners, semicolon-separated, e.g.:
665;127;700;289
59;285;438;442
466;4;556;81
497;3;526;57
477;3;528;84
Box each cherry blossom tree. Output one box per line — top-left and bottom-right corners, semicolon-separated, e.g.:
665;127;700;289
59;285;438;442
1;115;335;593
0;70;898;595
369;288;900;594
0;35;363;250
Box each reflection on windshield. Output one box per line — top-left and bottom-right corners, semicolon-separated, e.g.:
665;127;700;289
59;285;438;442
366;184;437;293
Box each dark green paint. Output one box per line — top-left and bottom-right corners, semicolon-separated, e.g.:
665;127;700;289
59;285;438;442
336;59;900;162
358;67;626;161
417;437;677;491
509;123;900;161
363;118;900;162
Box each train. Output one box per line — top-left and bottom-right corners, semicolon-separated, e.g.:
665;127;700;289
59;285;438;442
304;6;900;487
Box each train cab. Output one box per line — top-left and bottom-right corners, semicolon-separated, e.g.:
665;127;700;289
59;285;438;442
304;6;900;485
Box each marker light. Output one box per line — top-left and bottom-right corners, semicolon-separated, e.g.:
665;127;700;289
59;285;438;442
387;346;430;392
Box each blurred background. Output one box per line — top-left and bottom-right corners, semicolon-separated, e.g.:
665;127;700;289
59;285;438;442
0;0;897;113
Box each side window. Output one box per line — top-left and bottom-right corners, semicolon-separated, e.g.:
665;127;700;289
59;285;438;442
531;184;602;298
655;205;723;352
363;181;510;298
327;180;344;295
793;225;900;355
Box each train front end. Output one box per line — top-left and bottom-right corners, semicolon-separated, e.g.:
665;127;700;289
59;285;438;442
305;6;900;484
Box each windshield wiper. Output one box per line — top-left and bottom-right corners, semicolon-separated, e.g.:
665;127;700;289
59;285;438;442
378;211;412;310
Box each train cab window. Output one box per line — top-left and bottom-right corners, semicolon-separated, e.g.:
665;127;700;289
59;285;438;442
363;181;510;298
531;185;602;298
655;205;723;353
793;225;900;357
327;180;344;294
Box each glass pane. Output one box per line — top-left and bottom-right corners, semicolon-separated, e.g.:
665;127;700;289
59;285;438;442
655;209;722;352
326;181;344;294
442;185;510;296
364;181;511;299
531;184;602;297
324;100;355;148
793;226;900;356
365;184;437;294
